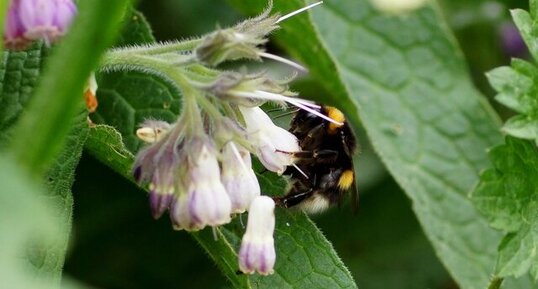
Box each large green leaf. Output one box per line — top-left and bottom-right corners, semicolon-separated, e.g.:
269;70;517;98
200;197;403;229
1;0;129;284
0;43;88;284
0;43;47;146
34;111;88;283
226;1;516;288
472;137;538;280
0;154;62;289
87;9;357;288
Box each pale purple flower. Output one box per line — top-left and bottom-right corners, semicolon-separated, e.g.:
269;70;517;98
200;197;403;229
133;123;184;219
239;106;300;174
170;140;232;231
500;22;528;58
221;142;260;214
4;0;77;48
4;2;29;49
238;196;276;275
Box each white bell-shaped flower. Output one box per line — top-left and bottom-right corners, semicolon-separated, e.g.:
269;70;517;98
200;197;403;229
221;142;261;214
239;106;300;174
238;196;276;275
170;141;232;231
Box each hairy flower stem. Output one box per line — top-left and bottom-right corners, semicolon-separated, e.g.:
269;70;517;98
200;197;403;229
112;38;203;55
102;50;209;137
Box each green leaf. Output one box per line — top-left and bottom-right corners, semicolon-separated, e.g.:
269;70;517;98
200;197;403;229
88;9;357;288
471;137;538;280
93;70;181;153
486;10;538;143
0;43;88;284
115;9;156;47
32;111;89;283
0;43;48;146
227;1;510;288
503;115;538;141
0;154;62;289
85;124;135;181
511;9;538;61
487;62;538;114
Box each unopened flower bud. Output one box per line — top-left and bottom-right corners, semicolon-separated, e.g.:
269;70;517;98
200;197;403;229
136;120;172;143
84;73;98;113
238;196;276;275
221;142;261;214
239;106;299;174
195;6;279;66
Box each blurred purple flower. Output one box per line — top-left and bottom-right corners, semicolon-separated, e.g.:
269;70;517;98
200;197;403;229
500;22;528;58
4;0;77;49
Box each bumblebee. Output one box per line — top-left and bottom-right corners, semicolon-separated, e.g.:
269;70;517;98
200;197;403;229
275;105;359;213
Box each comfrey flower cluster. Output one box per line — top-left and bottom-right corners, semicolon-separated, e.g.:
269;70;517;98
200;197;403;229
4;0;77;50
103;1;328;276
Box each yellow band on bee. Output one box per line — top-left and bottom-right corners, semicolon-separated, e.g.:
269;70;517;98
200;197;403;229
326;106;345;134
338;170;354;190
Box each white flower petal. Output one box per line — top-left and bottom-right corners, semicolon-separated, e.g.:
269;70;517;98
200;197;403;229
238;196;276;275
239;106;300;174
221;142;261;213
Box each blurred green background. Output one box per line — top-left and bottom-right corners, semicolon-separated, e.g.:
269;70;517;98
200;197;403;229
64;0;528;288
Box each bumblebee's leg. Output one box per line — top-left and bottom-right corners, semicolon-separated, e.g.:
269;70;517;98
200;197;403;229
300;124;325;149
294;149;338;159
274;189;314;208
313;149;339;164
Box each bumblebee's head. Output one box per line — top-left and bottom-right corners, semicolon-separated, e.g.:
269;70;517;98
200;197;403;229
324;106;346;134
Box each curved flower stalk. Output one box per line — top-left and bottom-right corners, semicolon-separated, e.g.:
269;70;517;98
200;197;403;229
100;0;332;275
4;0;77;50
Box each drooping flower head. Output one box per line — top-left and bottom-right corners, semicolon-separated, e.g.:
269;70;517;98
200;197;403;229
126;0;333;275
